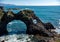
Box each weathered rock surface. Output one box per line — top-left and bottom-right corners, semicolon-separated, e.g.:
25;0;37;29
17;10;55;37
44;23;55;30
0;6;56;38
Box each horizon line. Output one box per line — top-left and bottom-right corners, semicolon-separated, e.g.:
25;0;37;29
0;2;60;6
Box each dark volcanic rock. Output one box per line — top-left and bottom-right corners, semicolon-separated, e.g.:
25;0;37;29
0;7;56;37
44;23;55;30
0;6;3;9
0;7;8;36
16;10;55;37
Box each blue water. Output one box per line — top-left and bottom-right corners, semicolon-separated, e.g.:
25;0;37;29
4;6;60;34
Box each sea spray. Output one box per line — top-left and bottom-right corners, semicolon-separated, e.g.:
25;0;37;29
0;34;34;42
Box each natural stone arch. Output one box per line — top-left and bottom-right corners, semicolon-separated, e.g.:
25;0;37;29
0;7;56;37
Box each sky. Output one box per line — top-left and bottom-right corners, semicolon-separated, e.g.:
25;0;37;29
0;0;60;6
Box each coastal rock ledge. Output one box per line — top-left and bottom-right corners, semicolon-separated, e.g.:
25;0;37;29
0;6;56;42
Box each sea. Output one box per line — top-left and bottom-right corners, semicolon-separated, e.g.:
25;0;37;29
0;6;60;42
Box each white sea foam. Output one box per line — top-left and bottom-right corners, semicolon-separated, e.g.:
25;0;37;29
33;19;37;24
55;28;60;34
0;34;34;42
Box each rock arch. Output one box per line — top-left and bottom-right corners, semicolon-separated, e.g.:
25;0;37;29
0;7;55;37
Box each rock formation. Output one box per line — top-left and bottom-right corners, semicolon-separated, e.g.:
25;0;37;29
44;23;55;30
0;6;56;38
16;10;55;37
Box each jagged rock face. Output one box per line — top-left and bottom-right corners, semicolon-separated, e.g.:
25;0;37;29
17;10;55;37
44;23;55;30
0;8;15;36
0;11;8;36
0;7;56;37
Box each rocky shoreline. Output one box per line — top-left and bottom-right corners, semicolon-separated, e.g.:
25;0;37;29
0;34;56;42
0;6;57;42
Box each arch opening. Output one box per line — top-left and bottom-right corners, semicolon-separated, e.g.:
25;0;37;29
7;20;27;35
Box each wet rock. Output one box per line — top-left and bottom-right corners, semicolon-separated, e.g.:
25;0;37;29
44;23;55;30
0;6;3;10
1;40;5;42
0;6;8;36
19;10;55;37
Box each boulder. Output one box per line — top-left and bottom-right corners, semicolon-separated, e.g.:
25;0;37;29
44;23;55;30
